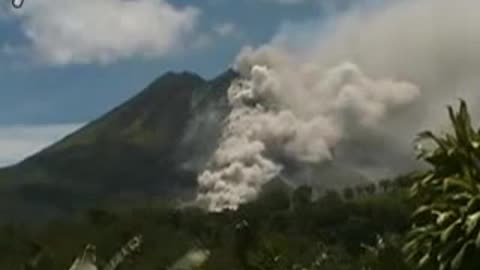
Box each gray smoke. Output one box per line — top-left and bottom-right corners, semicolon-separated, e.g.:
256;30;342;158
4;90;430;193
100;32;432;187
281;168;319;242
197;0;480;211
197;61;418;211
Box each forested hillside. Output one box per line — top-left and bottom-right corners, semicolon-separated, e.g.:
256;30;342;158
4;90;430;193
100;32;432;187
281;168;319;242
3;101;480;270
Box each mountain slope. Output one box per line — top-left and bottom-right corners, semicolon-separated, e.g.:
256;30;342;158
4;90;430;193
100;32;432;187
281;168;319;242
0;70;234;222
0;68;368;223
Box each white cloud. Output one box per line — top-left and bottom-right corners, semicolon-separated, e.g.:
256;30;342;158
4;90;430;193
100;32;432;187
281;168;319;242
264;0;307;4
0;123;83;167
189;22;242;51
214;22;237;37
192;33;214;50
8;0;200;65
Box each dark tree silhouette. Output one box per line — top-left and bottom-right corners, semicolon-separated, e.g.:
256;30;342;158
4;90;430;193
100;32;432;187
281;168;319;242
343;187;355;200
379;179;392;192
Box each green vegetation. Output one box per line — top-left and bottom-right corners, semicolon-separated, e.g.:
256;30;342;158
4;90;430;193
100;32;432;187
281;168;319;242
405;101;480;270
2;101;480;270
0;71;220;223
0;182;411;270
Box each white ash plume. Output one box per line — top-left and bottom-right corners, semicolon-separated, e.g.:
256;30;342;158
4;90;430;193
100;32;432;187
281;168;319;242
196;56;419;211
267;0;480;178
197;0;480;205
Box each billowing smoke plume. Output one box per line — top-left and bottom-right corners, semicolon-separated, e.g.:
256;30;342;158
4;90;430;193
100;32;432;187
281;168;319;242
197;0;480;211
197;61;419;211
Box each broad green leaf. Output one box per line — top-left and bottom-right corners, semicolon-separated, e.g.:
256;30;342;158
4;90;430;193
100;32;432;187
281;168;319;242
403;238;420;254
472;141;480;149
443;178;474;193
465;212;480;235
405;251;420;265
437;211;456;227
412;205;433;219
418;253;431;269
441;220;462;243
464;197;480;214
451;192;473;202
475;229;480;248
438;238;463;263
451;241;474;270
408;225;436;237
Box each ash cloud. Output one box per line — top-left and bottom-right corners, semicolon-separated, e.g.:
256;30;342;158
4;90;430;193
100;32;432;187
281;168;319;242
197;0;480;211
197;61;418;211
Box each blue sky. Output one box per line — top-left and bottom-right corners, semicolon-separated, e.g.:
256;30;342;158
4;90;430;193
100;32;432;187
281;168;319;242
0;0;363;166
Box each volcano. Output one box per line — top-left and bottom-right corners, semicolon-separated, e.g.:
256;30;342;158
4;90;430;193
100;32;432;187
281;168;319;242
0;69;367;223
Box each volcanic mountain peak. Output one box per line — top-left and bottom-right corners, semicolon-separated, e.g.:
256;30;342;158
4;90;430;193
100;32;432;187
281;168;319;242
0;68;365;223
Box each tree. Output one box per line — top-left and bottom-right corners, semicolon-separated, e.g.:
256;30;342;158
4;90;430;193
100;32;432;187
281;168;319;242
394;174;416;189
258;186;290;211
343;187;355;200
292;185;313;211
355;185;365;197
323;189;342;204
362;234;409;270
404;100;480;270
365;184;377;195
234;220;256;269
379;179;392;193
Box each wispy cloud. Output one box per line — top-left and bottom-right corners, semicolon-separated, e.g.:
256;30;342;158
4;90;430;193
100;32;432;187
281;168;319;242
0;123;83;167
262;0;307;4
4;0;201;65
214;22;237;37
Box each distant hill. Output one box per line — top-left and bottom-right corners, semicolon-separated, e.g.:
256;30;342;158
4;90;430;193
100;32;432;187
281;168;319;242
0;69;367;223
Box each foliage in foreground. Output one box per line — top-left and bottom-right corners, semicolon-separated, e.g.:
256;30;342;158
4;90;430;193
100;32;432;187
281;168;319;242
0;184;411;270
7;101;480;270
405;100;480;270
